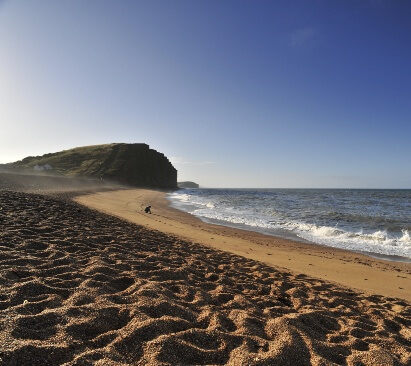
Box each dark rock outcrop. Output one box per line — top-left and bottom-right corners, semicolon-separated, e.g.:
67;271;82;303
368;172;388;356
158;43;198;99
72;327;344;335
102;144;177;188
178;181;199;188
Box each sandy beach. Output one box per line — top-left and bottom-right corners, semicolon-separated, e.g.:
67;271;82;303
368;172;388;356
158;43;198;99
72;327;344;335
76;189;411;301
1;174;410;365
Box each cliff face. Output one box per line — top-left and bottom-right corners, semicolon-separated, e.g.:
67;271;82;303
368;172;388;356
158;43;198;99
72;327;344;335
5;143;177;189
102;144;177;188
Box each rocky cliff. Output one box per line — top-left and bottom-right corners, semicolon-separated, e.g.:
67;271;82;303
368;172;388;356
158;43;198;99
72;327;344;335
3;143;177;189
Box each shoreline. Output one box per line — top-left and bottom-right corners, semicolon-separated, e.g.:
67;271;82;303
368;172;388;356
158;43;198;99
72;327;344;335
167;189;411;264
76;188;411;301
171;209;411;264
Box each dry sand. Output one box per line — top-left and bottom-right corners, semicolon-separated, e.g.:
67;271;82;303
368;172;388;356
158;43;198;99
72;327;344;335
1;175;410;365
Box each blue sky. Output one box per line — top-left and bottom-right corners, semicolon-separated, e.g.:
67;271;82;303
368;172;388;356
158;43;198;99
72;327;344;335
1;0;410;188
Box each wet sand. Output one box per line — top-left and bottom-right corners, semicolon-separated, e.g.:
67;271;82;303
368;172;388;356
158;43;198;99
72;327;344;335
1;175;410;365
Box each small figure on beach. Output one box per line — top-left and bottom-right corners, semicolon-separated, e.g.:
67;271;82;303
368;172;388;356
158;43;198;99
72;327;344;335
144;205;152;214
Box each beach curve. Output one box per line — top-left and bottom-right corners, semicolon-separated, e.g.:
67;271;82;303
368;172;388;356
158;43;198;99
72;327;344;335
76;189;411;301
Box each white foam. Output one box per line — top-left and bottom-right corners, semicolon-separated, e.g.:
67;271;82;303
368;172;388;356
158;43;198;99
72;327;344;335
295;225;411;258
168;191;411;259
399;229;410;243
194;209;411;258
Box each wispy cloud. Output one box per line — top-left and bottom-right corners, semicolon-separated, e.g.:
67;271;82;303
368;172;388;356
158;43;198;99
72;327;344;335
289;27;315;48
170;157;217;166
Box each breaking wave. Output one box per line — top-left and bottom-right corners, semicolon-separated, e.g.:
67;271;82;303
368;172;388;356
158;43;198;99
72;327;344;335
169;189;411;260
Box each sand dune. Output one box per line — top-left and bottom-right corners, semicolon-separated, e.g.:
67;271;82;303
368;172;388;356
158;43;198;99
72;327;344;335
0;185;410;365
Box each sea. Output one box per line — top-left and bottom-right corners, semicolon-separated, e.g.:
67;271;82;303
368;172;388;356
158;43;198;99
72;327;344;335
167;188;411;262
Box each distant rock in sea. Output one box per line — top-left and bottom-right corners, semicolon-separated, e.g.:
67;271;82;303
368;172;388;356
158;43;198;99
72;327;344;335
3;143;177;189
178;181;199;188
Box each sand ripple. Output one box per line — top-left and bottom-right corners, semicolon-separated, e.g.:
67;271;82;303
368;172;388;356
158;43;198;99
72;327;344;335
0;191;410;365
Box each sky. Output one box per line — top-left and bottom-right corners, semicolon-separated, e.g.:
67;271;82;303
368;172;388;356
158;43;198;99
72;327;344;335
1;0;410;188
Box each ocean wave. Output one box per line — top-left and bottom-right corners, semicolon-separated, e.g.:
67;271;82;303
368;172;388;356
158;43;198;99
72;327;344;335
168;190;411;259
291;225;411;258
186;208;411;258
171;192;216;209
